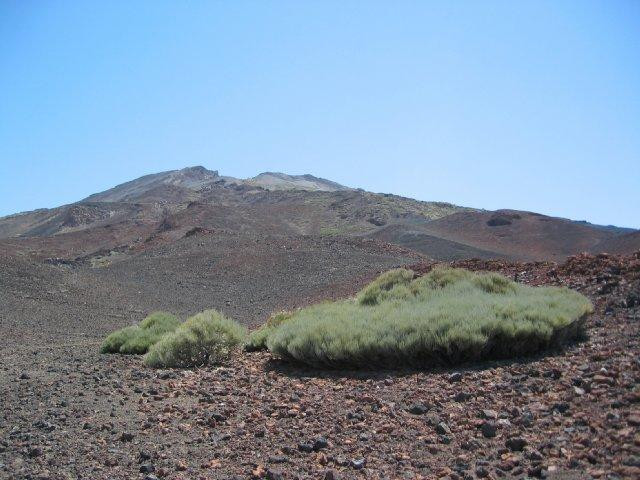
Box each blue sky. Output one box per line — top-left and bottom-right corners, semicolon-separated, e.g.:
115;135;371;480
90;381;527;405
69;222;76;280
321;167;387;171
1;1;638;227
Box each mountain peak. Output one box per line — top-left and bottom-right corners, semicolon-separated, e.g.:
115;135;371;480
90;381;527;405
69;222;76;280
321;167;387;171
248;172;349;192
178;166;218;177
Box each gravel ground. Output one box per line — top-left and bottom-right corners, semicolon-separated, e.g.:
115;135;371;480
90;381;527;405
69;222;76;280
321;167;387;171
1;246;639;480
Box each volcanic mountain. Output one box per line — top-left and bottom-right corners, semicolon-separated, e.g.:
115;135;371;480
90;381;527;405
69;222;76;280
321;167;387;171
0;166;636;263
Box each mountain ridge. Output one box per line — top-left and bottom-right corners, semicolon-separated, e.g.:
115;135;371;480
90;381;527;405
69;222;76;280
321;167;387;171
0;166;637;262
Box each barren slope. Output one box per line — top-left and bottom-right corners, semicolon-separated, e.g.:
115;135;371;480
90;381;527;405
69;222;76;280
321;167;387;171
420;210;626;260
0;166;637;262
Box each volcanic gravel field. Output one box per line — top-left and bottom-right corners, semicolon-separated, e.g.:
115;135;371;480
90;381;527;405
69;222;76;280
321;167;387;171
1;235;639;480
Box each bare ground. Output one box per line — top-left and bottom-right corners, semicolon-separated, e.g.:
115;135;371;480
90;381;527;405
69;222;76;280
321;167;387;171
1;238;639;480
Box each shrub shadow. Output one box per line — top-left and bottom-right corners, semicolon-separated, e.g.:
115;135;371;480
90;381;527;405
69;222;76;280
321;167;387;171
262;334;588;381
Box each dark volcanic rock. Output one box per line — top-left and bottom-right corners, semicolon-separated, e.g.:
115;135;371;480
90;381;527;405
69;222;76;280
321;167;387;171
481;422;498;438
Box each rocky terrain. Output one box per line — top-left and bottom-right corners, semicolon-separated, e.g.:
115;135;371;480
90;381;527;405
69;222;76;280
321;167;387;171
1;248;639;480
1;167;639;479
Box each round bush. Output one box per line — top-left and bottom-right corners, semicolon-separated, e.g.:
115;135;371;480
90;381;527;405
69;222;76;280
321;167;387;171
266;267;593;368
100;311;180;354
144;310;246;368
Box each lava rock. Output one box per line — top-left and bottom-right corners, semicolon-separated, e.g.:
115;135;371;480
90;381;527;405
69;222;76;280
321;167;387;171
506;437;528;452
28;447;43;458
436;422;451;435
266;468;284;480
454;392;472;402
313;437;329;451
408;403;429;415
268;456;289;464
481;422;497;438
324;470;340;480
298;442;314;453
481;409;498;420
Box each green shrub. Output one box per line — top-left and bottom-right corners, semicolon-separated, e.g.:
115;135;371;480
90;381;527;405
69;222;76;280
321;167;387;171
357;268;415;305
100;325;141;354
266;267;593;368
139;311;181;330
144;310;246;368
244;311;294;351
100;311;180;354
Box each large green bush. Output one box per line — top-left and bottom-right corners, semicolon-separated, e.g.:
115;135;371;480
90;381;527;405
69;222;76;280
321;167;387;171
144;310;246;368
244;311;294;352
100;311;180;354
266;267;593;368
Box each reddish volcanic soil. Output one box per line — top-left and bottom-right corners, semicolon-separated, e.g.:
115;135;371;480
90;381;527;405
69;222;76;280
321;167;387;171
419;210;619;261
1;245;639;480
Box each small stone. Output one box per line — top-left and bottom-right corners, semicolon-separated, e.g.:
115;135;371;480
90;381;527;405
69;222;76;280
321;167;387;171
627;415;640;427
552;402;570;414
351;458;366;470
520;411;534;427
19;372;30;380
33;420;55;432
408;403;429;415
298;442;314;453
545;369;562;380
347;411;365;421
481;409;498;420
268;456;289;464
573;386;585;396
454;392;472;402
481;421;497;438
592;374;613;385
210;411;227;422
525;448;544;461
138;450;152;462
436;422;451;435
313;437;329;451
476;466;489;478
622;456;640;467
28;447;43;458
324;470;340;480
120;432;134;442
506;437;528;452
266;468;284;480
449;372;463;382
139;464;154;474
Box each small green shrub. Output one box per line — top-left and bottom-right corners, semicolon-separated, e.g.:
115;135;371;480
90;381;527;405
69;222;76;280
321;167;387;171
100;311;180;354
357;268;415;305
144;310;246;368
139;311;181;330
244;311;294;352
266;267;593;368
100;326;141;354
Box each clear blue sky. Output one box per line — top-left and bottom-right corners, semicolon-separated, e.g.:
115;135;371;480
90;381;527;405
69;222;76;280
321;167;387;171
1;1;638;227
